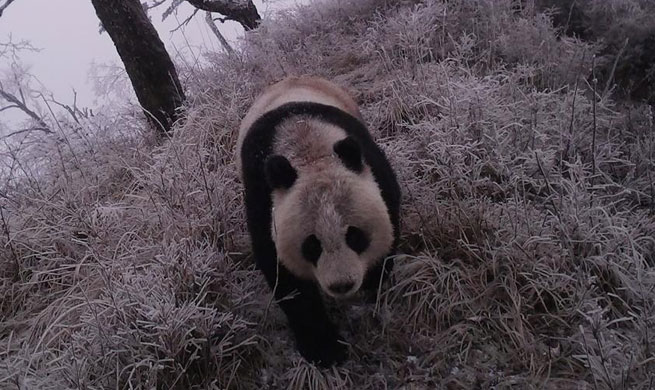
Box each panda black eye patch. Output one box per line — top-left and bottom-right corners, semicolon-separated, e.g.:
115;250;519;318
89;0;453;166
346;226;369;254
301;234;322;265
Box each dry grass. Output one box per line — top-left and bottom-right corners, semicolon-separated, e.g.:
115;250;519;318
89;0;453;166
2;0;655;388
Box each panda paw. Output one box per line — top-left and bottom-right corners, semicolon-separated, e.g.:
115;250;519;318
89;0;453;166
296;329;348;367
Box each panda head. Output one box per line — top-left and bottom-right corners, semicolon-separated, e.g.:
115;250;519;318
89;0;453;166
266;136;394;299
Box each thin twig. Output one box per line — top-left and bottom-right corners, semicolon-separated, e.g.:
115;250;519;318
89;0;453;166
205;11;234;54
564;0;578;36
170;8;200;33
0;88;50;132
2;126;52;139
649;105;655;215
591;55;597;187
144;0;166;11
0;104;19;112
603;38;629;97
564;51;586;162
46;90;89;124
0;36;39;61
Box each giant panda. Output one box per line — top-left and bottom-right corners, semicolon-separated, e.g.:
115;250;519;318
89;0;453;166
236;76;401;366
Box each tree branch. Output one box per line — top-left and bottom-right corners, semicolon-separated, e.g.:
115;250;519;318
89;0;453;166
0;87;50;131
170;7;199;33
0;37;39;61
42;90;87;124
184;0;260;30
205;11;233;54
143;0;167;11
0;104;19;112
0;0;16;18
2;126;52;139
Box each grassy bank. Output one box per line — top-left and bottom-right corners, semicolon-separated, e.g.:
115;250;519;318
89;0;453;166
1;0;654;388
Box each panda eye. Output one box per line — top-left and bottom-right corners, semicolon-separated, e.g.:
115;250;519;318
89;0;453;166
346;226;369;254
301;234;322;265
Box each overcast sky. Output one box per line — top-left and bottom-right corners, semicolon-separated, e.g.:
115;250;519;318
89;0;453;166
0;0;299;128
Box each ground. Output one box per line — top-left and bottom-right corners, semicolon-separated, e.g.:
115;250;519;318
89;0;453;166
1;0;654;389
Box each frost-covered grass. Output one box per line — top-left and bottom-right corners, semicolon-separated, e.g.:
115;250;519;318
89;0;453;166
2;0;655;388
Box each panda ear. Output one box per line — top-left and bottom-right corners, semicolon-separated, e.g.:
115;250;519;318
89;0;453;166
265;155;297;189
333;136;363;173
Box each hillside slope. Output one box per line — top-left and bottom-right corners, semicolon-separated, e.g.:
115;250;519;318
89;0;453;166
1;0;654;388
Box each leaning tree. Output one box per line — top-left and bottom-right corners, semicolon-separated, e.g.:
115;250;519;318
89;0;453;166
91;0;261;134
2;0;261;134
91;0;186;133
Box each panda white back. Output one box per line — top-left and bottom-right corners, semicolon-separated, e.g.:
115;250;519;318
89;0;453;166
236;76;363;176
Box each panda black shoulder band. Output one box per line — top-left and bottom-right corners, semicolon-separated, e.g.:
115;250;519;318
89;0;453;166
245;102;372;148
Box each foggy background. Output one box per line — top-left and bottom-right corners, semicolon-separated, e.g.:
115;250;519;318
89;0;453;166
0;0;299;129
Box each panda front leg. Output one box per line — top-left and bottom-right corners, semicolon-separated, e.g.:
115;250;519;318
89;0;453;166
258;250;347;366
361;254;395;300
276;270;349;367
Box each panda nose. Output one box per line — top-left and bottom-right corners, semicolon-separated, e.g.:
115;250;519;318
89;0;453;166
328;281;355;295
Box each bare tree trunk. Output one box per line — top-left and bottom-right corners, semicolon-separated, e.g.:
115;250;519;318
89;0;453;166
91;0;185;134
0;0;16;18
186;0;260;30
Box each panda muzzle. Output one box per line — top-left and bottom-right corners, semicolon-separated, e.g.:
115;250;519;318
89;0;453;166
316;253;364;298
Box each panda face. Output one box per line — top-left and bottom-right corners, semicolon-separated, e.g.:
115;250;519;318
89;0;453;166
270;162;394;299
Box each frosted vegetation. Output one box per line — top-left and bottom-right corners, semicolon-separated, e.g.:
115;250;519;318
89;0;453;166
1;0;654;388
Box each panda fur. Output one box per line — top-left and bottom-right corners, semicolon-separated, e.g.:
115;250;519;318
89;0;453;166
236;76;401;367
